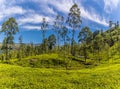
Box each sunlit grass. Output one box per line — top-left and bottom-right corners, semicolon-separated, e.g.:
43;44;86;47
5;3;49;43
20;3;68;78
0;61;120;89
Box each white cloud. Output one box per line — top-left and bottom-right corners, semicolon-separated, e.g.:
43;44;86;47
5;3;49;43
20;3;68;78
18;13;52;26
4;6;26;15
44;0;108;26
22;24;50;30
39;5;57;15
29;0;73;14
50;0;74;13
81;7;108;26
0;0;26;21
104;0;119;13
45;7;57;15
0;0;109;31
22;25;40;30
45;0;109;26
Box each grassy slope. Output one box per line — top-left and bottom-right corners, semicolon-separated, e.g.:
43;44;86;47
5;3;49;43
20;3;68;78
1;27;120;89
11;54;87;69
0;62;120;89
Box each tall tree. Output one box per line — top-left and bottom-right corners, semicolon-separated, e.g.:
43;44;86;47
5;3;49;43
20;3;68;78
78;27;92;44
93;33;104;62
78;27;92;62
48;34;56;51
117;21;119;27
66;3;82;56
53;14;64;51
109;21;112;28
1;17;19;60
18;35;23;60
59;26;68;48
41;18;48;53
30;42;34;56
42;38;48;53
66;35;71;54
1;37;8;61
93;30;100;39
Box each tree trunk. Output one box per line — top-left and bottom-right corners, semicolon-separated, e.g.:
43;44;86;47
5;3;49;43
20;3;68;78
71;29;75;56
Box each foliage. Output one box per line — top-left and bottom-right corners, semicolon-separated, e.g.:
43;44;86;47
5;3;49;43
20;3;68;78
0;4;120;89
0;61;120;89
53;14;64;51
41;18;48;53
1;17;19;61
67;3;82;56
48;34;56;51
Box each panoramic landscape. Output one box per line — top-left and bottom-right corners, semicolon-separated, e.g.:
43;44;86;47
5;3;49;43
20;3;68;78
0;0;120;89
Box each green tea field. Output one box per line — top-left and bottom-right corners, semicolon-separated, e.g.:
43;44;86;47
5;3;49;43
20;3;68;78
0;62;120;89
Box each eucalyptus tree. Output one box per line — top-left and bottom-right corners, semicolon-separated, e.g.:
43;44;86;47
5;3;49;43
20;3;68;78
18;35;23;60
93;30;100;39
78;27;92;62
66;3;82;56
109;20;114;46
93;33;104;62
1;17;19;60
53;14;64;51
66;35;71;54
41;18;48;53
43;38;48;53
48;34;56;51
30;42;34;56
109;21;112;28
59;26;68;49
116;21;119;41
19;35;23;45
1;37;8;61
117;21;119;27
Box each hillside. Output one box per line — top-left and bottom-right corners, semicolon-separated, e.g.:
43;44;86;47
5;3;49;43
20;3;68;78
0;27;120;89
105;27;120;42
0;1;120;89
0;61;120;89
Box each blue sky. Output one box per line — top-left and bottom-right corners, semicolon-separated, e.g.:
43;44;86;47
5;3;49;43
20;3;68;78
0;0;120;43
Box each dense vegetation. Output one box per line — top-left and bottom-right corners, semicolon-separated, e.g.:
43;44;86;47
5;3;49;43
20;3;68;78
0;60;120;89
0;3;120;89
